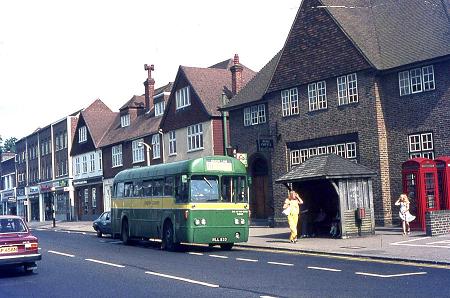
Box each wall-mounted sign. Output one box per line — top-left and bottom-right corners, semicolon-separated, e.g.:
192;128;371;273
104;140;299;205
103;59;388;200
257;138;274;151
236;153;248;167
28;186;39;194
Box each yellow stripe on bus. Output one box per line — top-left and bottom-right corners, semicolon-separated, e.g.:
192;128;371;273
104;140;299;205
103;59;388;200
112;197;248;210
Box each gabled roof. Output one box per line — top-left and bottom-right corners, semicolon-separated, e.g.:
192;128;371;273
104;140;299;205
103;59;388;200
222;51;282;110
119;95;145;111
179;59;256;116
276;154;376;184
321;0;450;70
81;99;116;147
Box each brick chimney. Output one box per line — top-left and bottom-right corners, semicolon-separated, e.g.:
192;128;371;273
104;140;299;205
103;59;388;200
230;54;243;95
144;64;155;113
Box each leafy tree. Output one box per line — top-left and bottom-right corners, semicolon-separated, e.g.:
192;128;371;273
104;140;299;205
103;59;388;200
0;135;3;154
3;137;17;153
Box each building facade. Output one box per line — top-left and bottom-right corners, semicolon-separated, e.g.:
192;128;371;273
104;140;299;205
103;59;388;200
224;0;450;227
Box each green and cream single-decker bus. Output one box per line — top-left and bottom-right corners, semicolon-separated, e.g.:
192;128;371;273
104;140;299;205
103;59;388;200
111;156;250;251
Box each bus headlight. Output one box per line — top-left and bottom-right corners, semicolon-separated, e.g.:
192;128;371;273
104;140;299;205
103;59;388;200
194;219;201;226
201;218;207;225
235;232;240;239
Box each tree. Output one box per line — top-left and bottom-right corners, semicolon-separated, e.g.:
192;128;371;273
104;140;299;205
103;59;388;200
3;137;17;153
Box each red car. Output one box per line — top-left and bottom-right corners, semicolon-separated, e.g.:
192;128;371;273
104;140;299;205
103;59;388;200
0;215;41;273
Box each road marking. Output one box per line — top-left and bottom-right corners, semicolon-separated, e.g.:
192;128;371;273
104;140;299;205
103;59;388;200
35;228;46;231
107;241;123;244
67;231;87;235
187;252;203;256
85;258;125;268
145;271;219;288
308;266;341;272
48;250;75;258
209;254;228;259
236;258;258;262
426;240;450;246
391;237;430;245
267;261;294;266
260;296;278;298
355;271;427;278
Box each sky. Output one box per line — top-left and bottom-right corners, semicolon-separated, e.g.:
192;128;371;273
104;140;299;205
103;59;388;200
0;0;301;140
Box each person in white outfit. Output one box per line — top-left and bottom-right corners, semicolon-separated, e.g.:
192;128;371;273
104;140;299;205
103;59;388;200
395;194;416;235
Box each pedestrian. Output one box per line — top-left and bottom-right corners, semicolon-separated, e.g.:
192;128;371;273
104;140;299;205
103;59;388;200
395;194;416;235
283;190;303;243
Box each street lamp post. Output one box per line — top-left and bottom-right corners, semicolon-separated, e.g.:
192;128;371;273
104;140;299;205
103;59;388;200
138;141;151;167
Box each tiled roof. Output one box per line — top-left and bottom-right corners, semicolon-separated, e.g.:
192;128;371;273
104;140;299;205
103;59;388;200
222;51;282;110
119;95;145;111
81;99;116;147
321;0;450;69
276;154;376;184
181;60;256;116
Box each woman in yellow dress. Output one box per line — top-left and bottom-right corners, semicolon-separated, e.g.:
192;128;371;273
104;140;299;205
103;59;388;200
283;190;304;243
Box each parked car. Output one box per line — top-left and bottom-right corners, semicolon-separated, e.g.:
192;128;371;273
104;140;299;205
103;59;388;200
0;215;41;273
93;211;111;237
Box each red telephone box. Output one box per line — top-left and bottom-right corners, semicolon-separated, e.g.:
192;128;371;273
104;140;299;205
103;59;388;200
402;158;440;231
436;156;450;210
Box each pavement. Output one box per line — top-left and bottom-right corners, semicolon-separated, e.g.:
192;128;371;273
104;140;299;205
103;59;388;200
28;220;450;266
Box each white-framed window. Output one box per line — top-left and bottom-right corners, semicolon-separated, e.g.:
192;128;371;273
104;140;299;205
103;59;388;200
399;65;435;96
336;144;346;157
152;134;160;159
308;148;317;157
155;101;165;117
169;131;177;155
112;145;123;167
326;145;336;154
408;132;434;159
84;189;89;204
176;86;190;109
89;153;95;172
82;156;88;174
291;150;300;165
346;142;357;158
337;73;358;105
120;114;130;128
281;88;299;117
187;123;203;152
244;104;266;126
75;157;80;175
317;146;327;155
300;149;309;163
132;139;145;163
308;81;327;111
98;151;102;170
92;188;97;208
79;126;87;143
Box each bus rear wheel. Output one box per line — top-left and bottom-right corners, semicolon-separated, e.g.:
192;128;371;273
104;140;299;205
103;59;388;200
121;220;131;245
162;222;178;251
220;243;234;250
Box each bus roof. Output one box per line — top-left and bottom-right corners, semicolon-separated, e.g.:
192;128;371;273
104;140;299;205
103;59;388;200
113;156;247;182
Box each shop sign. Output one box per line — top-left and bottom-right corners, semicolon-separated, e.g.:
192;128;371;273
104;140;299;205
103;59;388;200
1;189;15;198
29;186;39;194
16;188;25;197
53;179;68;189
257;138;274;151
40;183;53;193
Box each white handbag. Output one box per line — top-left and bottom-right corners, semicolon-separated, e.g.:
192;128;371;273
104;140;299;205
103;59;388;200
282;206;291;216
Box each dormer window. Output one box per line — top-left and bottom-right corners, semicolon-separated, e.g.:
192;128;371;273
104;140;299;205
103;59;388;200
176;86;190;109
155;101;165;117
121;114;130;127
79;126;87;143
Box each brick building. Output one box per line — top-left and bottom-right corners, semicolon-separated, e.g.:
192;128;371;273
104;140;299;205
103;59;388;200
223;0;450;228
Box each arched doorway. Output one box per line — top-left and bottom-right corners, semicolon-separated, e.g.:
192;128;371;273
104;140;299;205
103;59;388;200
250;156;269;219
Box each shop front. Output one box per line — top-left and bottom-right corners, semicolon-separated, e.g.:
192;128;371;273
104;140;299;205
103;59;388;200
16;187;28;221
40;182;54;221
74;177;103;221
1;189;16;215
52;179;72;221
28;186;40;221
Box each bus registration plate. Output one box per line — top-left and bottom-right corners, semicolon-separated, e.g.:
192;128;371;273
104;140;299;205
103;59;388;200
211;237;228;242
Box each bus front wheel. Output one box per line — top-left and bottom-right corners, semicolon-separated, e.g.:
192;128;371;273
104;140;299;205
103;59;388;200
121;219;130;245
162;222;178;251
220;243;234;250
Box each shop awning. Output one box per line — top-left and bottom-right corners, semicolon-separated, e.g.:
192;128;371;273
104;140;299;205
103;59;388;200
276;154;377;184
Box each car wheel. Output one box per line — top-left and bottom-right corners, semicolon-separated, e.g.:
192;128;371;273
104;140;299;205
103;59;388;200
161;222;178;251
121;219;130;245
96;229;102;238
24;263;37;274
220;243;234;251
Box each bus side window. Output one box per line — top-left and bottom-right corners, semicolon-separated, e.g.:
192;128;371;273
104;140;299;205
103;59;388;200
175;176;188;203
116;183;125;198
134;182;143;197
142;180;152;197
153;179;164;196
165;177;174;196
124;182;133;197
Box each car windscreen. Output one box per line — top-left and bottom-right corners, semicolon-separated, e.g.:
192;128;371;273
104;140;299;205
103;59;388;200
0;218;27;233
